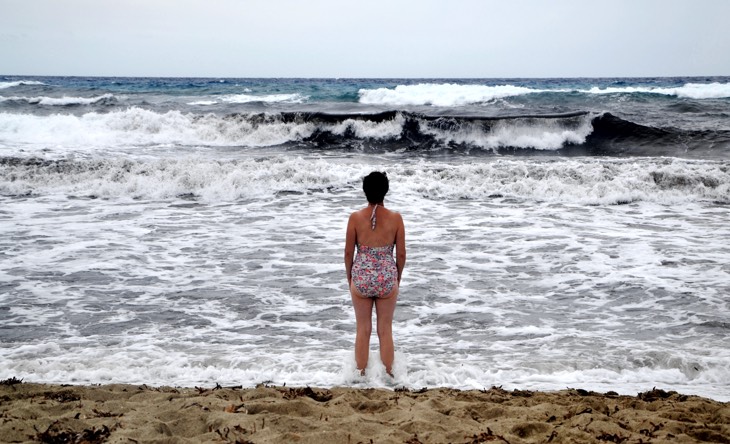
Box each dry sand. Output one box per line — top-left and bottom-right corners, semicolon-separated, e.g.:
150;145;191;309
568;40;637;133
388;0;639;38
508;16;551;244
1;378;728;443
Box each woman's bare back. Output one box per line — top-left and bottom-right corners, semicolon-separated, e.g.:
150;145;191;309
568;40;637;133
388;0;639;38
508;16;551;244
349;205;402;247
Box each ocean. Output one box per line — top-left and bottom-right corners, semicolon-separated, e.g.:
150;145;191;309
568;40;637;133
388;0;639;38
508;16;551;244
1;76;729;401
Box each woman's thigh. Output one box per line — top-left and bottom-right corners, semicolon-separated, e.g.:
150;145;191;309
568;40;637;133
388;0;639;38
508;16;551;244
350;282;374;325
375;284;398;326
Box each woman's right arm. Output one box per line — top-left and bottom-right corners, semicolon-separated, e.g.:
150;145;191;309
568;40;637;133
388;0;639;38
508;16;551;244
344;213;357;284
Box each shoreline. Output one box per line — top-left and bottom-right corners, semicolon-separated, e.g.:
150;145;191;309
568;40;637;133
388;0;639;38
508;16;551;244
1;379;728;443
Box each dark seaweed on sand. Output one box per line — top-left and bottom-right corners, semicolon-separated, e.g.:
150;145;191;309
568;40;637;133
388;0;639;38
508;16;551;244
638;387;688;402
464;428;511;443
0;376;23;386
280;386;332;402
34;421;116;444
44;390;81;403
395;386;428;394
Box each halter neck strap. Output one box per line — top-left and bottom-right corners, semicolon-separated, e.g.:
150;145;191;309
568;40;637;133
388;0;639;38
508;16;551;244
370;204;378;230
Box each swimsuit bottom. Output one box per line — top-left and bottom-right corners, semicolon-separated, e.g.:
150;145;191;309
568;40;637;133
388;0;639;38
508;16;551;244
351;244;398;298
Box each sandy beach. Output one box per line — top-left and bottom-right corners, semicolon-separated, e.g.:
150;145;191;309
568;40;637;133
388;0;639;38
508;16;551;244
1;378;728;443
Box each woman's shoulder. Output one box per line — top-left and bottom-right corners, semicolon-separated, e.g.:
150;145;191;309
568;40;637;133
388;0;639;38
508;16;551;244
348;208;368;224
383;207;402;218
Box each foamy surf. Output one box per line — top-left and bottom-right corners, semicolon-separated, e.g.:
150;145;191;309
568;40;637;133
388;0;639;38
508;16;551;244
2;156;727;205
358;83;552;106
581;82;730;99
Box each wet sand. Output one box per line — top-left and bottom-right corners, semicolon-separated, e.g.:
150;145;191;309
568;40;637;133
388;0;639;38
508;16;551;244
1;379;728;443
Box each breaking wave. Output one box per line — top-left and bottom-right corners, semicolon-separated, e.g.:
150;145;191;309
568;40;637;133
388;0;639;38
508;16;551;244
188;93;308;105
1;156;728;205
0;80;45;89
1;108;726;156
357;82;730;106
581;82;730;99
358;83;548;106
0;94;117;106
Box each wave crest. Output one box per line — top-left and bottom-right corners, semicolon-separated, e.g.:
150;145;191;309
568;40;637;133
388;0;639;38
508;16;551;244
418;114;593;150
357;82;730;106
188;93;308;105
0;80;45;89
582;82;730;99
358;83;545;106
0;94;116;106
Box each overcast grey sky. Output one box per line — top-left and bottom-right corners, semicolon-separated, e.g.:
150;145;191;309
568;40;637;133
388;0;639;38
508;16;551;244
2;0;729;78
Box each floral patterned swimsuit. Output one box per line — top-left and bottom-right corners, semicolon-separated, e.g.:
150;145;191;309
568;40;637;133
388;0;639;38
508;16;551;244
352;244;398;298
351;205;398;298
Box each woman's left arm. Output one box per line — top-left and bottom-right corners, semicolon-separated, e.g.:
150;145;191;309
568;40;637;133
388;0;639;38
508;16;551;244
344;213;357;284
395;213;406;283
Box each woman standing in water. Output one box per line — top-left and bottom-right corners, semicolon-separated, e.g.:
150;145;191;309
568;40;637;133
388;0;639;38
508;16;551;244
344;171;406;377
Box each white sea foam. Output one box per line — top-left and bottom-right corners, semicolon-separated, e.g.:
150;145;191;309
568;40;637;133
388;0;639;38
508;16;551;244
359;82;730;105
188;93;308;105
0;80;45;89
188;100;218;106
329;114;406;140
0;108;317;150
359;82;730;107
400;158;730;204
581;82;730;99
0;94;115;106
0;156;364;201
1;153;728;399
359;83;549;106
222;93;308;103
418;114;594;151
2;346;725;400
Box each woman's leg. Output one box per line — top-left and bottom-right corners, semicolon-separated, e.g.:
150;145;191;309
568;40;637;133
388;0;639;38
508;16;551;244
375;284;398;376
350;283;374;375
